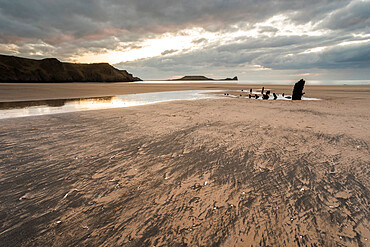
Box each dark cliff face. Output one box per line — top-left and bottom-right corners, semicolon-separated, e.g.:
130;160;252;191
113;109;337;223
0;55;141;82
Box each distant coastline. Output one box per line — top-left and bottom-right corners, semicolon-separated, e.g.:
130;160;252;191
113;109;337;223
0;54;141;83
170;75;238;81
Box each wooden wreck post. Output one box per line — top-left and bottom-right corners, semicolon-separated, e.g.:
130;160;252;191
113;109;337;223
292;79;305;100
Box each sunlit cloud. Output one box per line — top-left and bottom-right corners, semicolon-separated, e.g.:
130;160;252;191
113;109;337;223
71;13;332;65
249;65;272;71
0;0;369;83
338;39;370;46
300;37;370;54
288;73;324;77
255;14;327;37
71;28;207;64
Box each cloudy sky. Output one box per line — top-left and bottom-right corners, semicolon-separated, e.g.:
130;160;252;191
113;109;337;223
0;0;369;83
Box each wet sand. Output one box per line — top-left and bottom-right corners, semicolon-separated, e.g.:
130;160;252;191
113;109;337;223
0;84;369;246
0;82;368;101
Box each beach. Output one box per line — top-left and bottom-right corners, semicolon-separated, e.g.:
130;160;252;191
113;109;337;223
0;83;369;246
0;82;368;102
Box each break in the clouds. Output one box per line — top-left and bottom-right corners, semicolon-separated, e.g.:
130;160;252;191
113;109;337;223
0;0;369;83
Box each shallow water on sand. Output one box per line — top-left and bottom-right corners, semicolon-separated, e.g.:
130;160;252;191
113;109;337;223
0;89;320;119
0;90;222;119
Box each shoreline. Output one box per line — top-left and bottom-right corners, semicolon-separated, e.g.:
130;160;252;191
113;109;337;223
0;82;369;102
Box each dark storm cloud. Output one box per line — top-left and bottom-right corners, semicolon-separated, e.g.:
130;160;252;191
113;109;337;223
255;42;370;70
0;0;108;42
0;0;353;43
118;31;370;80
121;31;368;69
320;0;370;30
0;0;369;81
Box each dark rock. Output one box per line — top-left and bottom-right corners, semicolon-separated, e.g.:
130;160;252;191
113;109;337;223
177;75;238;81
175;75;213;81
255;94;259;99
266;90;270;95
224;76;238;81
273;93;278;100
262;94;269;100
0;54;141;82
292;79;305;100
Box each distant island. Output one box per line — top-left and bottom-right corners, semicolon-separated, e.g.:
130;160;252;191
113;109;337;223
0;55;141;82
172;75;238;81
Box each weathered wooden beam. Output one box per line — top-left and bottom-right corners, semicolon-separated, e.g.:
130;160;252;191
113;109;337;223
292;79;305;100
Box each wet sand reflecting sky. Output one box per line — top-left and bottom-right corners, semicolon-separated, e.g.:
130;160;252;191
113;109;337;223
0;90;221;119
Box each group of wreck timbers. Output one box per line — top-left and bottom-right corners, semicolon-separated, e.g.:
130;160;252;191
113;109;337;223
226;79;306;100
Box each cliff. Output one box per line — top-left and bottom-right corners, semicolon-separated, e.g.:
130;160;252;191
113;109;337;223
0;55;141;82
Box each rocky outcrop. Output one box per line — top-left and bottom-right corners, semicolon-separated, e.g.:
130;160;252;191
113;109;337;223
174;76;214;81
173;75;238;81
224;76;238;81
0;55;141;82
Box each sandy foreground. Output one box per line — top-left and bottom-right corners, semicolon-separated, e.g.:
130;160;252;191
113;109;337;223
0;83;369;246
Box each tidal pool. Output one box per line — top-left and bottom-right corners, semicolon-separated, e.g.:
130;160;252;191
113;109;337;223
0;90;222;119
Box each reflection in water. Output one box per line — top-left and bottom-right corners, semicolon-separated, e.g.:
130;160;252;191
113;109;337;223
0;96;114;110
0;90;221;119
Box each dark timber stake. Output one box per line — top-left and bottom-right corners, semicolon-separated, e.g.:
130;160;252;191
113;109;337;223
261;87;264;95
292;79;305;100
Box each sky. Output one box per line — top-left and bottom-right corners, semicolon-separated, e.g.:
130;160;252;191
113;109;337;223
0;0;369;83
